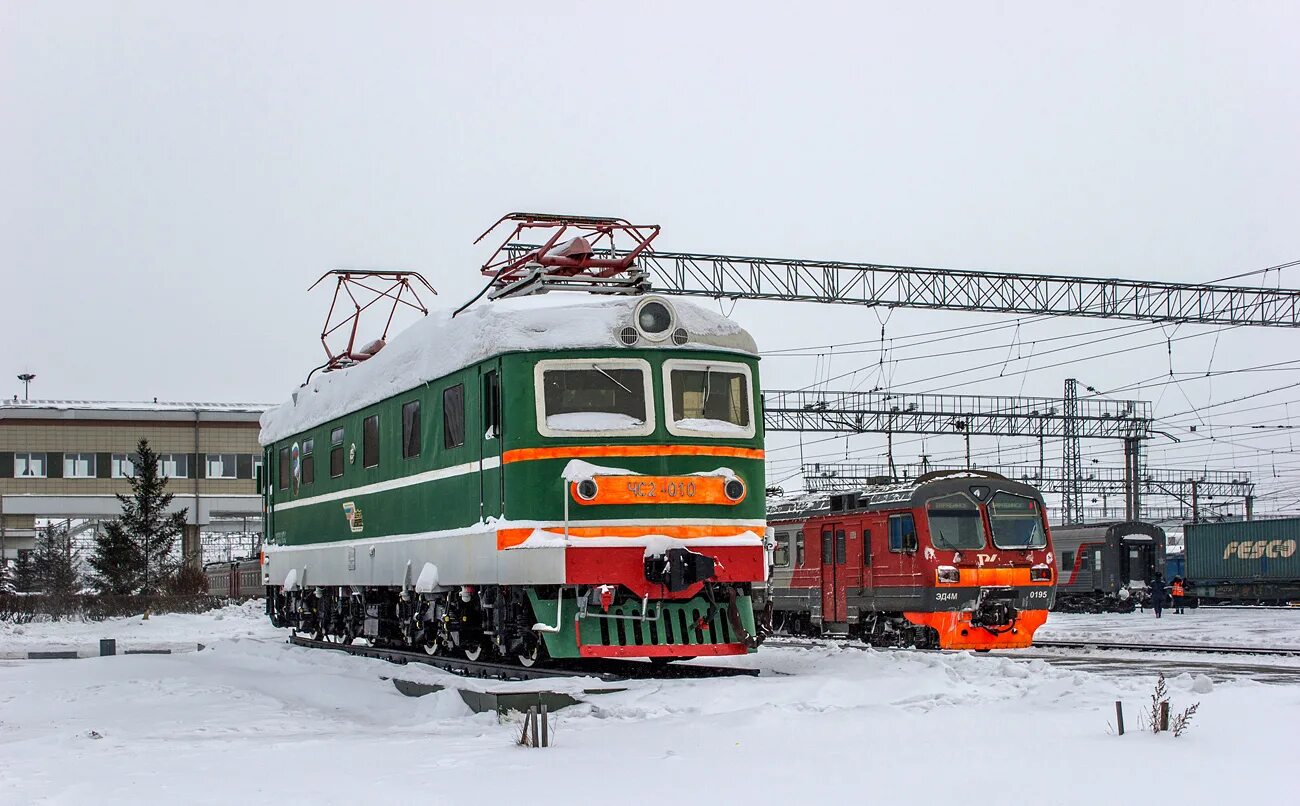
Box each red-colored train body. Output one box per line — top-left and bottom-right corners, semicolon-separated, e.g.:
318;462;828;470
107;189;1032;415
762;471;1056;650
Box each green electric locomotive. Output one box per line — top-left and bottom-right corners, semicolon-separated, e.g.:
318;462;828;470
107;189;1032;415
261;227;767;664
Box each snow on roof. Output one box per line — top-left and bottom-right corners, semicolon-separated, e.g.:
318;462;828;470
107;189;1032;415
259;294;758;445
1;399;270;414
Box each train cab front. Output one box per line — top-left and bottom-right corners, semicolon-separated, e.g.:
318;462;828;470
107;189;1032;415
902;477;1056;650
496;342;769;662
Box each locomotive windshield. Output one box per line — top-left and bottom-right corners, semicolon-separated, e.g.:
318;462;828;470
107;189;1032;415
538;360;651;435
665;360;754;437
988;492;1048;549
926;493;986;550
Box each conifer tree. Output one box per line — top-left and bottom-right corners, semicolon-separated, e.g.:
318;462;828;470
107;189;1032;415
88;439;188;595
32;522;82;596
89;520;140;595
14;551;37;593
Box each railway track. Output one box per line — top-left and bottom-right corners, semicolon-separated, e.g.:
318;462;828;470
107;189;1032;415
1031;639;1300;657
287;634;760;681
766;634;1300;658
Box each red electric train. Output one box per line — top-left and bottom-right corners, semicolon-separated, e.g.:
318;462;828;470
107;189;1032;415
762;471;1056;650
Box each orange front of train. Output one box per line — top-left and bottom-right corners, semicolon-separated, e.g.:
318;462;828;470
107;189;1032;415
905;487;1056;650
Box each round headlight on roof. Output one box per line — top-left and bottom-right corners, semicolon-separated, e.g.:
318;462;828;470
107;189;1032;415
634;297;675;341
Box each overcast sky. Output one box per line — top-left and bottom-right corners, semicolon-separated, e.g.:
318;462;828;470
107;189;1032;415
3;2;1298;512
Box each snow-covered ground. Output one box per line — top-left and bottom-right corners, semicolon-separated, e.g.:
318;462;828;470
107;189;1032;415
3;604;1299;804
1039;607;1300;648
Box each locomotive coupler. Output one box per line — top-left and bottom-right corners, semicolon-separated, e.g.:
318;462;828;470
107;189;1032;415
644;547;717;592
970;586;1019;632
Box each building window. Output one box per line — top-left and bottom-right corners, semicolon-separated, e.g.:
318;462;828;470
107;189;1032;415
443;384;465;448
330;427;345;478
252;455;263;483
111;454;136;478
402;400;421;459
159;454;191;479
64;453;96;478
14;452;46;478
363;415;380;468
205;453;237;479
301;439;315;485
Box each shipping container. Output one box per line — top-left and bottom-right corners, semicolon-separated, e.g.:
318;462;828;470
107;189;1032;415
1186;519;1300;583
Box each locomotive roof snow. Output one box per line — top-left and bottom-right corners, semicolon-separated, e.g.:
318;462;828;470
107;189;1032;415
260;295;758;445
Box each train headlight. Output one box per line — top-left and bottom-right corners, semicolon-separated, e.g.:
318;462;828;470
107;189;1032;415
576;479;599;501
1030;564;1052;582
937;566;960;584
634;297;675;341
724;477;746;501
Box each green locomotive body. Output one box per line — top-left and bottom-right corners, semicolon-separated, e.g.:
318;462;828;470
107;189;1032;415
261;295;766;663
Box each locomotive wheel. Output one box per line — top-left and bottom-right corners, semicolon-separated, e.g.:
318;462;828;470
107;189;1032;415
516;635;546;668
462;639;485;662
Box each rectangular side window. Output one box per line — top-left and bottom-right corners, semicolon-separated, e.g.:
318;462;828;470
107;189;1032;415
773;532;790;567
64;453;96;478
278;447;290;490
1061;550;1075;571
483;371;500;439
14;452;48;478
330;427;345;478
159;454;190;479
363;415;380;468
889;514;916;552
862;529;872;566
796;531;806;567
443;384;465;449
205;453;237;480
821;529;832;565
111;454;135;478
835;530;846;564
1094;550;1103;572
301;439;315;485
402;400;421;458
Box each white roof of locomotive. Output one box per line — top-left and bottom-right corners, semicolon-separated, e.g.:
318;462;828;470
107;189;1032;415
260;294;758;445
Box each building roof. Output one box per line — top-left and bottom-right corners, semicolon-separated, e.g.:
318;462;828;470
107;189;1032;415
0;399;270;423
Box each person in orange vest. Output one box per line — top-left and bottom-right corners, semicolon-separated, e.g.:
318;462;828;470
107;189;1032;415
1171;576;1186;614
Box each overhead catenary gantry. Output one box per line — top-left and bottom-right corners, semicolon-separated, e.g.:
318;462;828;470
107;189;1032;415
801;462;1254;523
763;388;1151;439
493;220;1300;521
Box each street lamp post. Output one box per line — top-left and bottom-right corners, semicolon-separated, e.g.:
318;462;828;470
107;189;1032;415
17;373;35;401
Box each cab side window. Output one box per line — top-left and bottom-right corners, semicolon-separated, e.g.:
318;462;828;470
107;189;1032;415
889;514;917;553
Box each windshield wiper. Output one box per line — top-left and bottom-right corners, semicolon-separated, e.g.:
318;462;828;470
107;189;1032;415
593;364;633;394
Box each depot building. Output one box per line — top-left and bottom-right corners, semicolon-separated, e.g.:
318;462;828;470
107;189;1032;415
0;399;268;566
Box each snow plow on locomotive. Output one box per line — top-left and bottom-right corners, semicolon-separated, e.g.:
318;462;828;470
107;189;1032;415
761;471;1056;650
259;216;766;666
